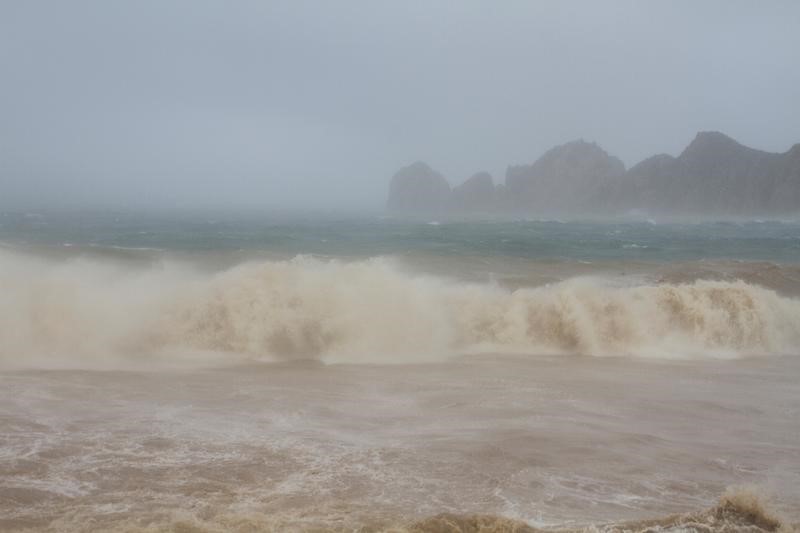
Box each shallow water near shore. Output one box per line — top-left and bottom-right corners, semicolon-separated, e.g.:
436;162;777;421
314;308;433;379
1;212;799;531
2;355;799;531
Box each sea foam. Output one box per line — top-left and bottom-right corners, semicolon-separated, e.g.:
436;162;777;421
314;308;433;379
1;250;799;367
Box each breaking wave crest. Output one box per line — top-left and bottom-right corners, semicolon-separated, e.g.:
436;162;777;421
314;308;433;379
1;250;799;367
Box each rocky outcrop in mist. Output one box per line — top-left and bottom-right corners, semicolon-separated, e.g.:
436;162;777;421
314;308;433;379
505;140;626;213
386;132;800;216
451;171;496;212
386;161;451;213
619;131;800;214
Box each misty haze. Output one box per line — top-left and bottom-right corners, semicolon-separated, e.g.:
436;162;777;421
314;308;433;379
1;2;799;532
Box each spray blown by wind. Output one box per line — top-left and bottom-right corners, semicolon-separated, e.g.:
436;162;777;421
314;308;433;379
2;250;799;368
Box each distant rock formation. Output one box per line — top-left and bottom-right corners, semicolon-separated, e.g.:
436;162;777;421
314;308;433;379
506;140;626;213
386;132;800;216
386;161;451;213
451;172;496;212
620;131;785;214
768;144;800;212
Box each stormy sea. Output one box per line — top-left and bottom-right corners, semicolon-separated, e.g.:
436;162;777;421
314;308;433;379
1;210;798;532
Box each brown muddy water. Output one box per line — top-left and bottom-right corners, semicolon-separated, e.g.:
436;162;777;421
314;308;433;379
1;224;800;532
2;355;798;532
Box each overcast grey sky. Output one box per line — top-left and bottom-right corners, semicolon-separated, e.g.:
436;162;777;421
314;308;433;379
1;1;799;209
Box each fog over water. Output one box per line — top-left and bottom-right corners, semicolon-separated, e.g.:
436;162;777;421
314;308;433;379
2;1;800;209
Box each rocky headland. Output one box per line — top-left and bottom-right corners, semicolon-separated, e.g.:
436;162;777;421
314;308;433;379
386;132;800;216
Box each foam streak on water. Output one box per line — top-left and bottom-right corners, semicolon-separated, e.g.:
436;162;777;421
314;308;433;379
1;357;799;531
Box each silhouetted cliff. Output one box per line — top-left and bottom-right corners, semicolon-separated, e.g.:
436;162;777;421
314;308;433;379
619;132;786;214
386;161;451;213
451;172;496;212
386;132;800;216
506;140;625;213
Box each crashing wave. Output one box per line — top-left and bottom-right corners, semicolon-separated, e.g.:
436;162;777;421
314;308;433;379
1;251;799;367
